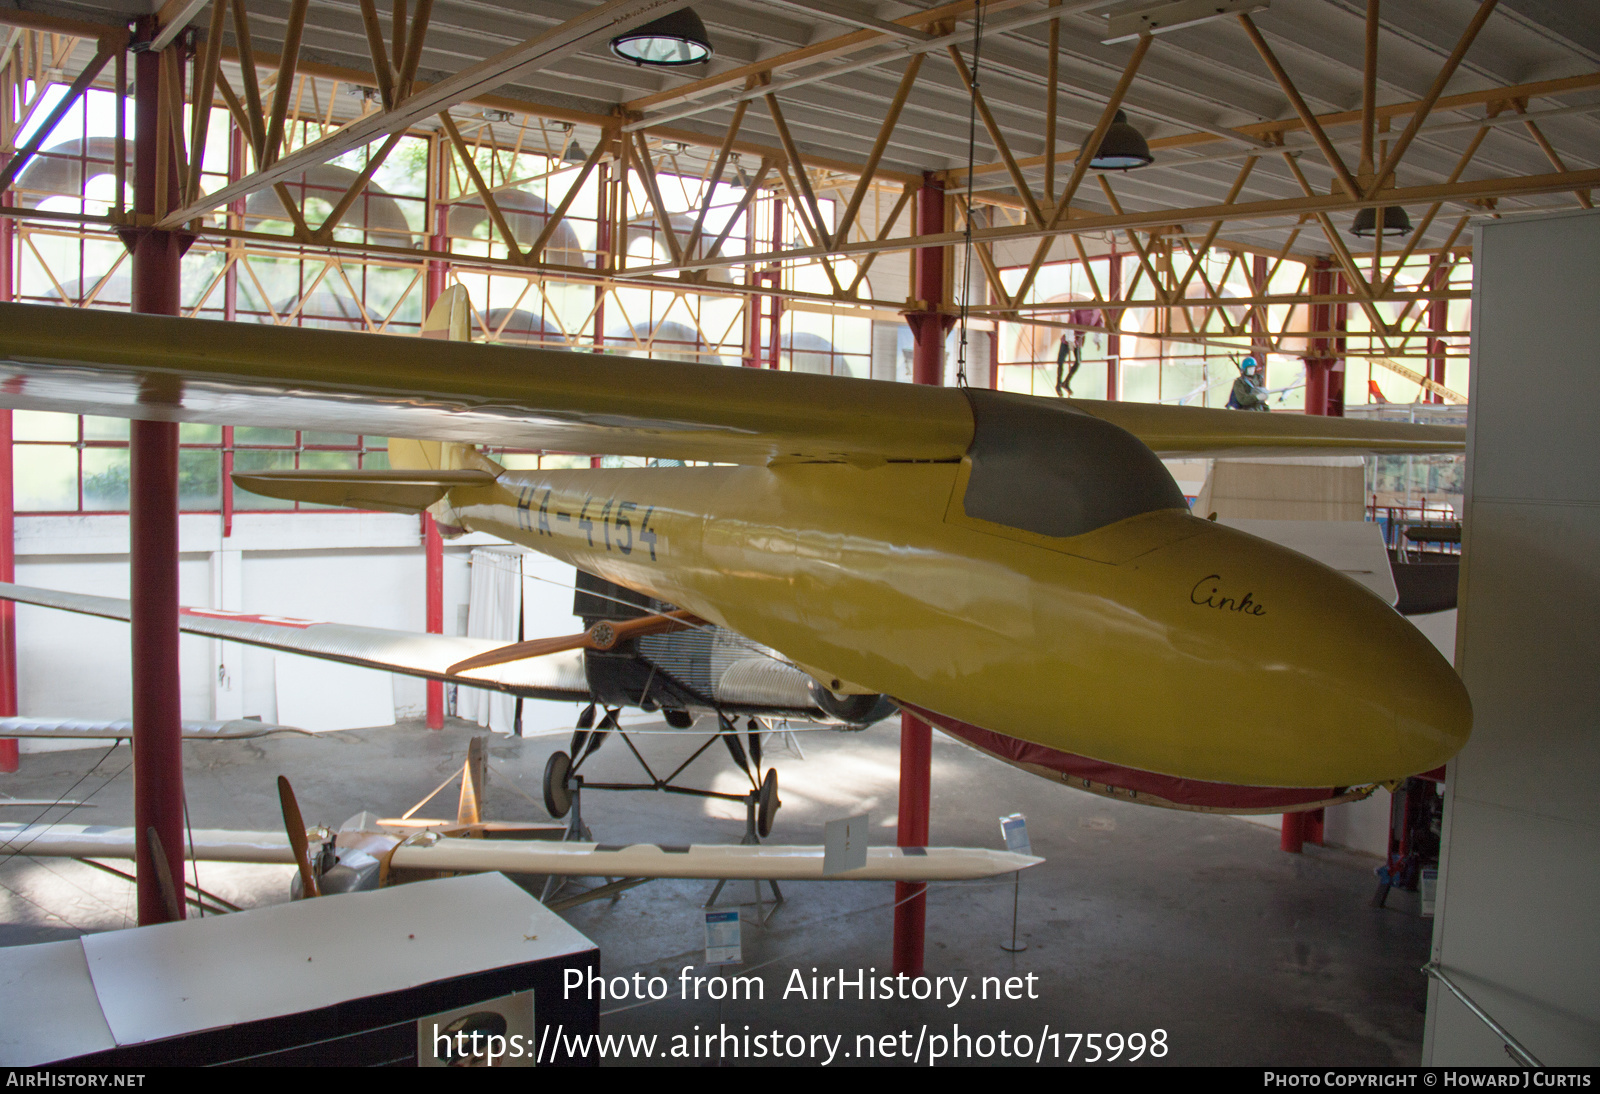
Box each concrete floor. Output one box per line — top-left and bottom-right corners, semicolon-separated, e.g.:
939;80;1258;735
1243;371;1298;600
0;715;1432;1066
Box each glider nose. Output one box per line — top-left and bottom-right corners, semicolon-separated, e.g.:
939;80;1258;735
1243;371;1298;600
1133;515;1472;786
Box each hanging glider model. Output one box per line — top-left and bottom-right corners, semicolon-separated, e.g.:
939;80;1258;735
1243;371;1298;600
0;288;1471;817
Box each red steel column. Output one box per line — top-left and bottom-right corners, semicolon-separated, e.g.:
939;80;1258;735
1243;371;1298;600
1328;275;1347;417
1302;258;1339;418
424;515;444;728
594;160;609;356
765;195;784;369
423;140;448;729
1250;253;1270;369
894;174;952;975
0;407;15;776
128;28;187;922
0;190;17;773
1427;266;1447;403
1105;243;1120;400
1281;811;1307;852
1285;257;1346;853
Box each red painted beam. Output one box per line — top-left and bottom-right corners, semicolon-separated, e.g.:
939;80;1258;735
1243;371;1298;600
1286;260;1347;854
894;174;950;976
0;205;15;773
1281;810;1307;853
895;712;931;974
0;410;15;775
424;193;447;730
1428;267;1448;404
424;512;444;730
1303;259;1337;419
1106;242;1121;401
128;29;187;924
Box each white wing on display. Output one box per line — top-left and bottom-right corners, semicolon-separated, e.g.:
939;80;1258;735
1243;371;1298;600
0;824;1040;881
0;825;299;864
0;581;868;721
0;718;312;740
389;837;1040;881
0;581;590;701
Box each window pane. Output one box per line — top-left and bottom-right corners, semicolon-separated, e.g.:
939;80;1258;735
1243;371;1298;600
360;449;390;471
180;422;221;444
298;450;358;471
15;445;78;510
83;416;129;441
14;411;77;442
302;431;359;446
82;448;130;510
179;449;221;510
232;447;294;509
235;426;296;446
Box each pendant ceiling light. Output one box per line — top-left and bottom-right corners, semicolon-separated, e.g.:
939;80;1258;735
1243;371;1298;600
1350;205;1413;237
610;8;713;67
1089;110;1154;171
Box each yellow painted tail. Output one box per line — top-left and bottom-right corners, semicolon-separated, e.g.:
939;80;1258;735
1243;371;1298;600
386;286;502;533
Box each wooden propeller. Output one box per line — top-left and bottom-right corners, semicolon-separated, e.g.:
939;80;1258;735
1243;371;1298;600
277;775;321;899
445;609;705;676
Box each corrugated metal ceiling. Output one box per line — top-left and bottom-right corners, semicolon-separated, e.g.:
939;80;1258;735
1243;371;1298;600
16;0;1600;257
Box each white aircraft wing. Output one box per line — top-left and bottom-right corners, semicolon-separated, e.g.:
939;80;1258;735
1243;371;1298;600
0;825;299;864
0;825;1039;881
0;718;311;740
0;581;590;701
0;581;870;721
391;837;1040;881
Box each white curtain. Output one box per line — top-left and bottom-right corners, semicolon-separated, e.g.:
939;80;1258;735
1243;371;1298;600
457;548;522;733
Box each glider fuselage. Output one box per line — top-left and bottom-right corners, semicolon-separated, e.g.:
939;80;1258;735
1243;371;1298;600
449;450;1469;790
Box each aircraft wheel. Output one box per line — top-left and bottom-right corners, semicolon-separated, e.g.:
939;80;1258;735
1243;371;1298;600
543;751;573;819
757;768;780;838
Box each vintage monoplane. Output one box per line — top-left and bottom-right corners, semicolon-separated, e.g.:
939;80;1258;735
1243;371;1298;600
0;287;1471;819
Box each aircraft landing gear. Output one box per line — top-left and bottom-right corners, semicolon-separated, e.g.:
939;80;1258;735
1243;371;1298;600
543;751;573;819
540;769;598;905
543;709;783;829
757;768;779;839
705;770;784;922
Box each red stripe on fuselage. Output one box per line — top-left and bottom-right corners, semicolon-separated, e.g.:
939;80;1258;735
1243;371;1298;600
898;702;1350;812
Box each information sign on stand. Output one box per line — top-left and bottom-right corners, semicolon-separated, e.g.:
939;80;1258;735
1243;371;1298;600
999;813;1029;952
1001;813;1031;856
704;910;742;966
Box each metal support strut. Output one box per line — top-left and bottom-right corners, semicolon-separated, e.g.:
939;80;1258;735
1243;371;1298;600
704;785;783;924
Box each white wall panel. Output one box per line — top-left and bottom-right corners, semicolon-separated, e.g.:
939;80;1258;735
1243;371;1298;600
1423;210;1600;1066
16;555;213;725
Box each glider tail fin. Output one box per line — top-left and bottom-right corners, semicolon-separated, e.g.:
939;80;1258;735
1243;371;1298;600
232;287;504;527
385;286;502;532
420;282;471;343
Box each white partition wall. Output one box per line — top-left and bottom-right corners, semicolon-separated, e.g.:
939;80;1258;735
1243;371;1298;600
1423;210;1600;1064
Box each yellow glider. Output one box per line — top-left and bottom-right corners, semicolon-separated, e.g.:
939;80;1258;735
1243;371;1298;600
0;300;1471;793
